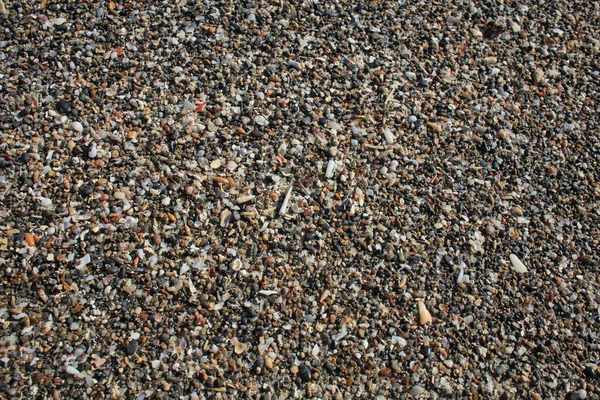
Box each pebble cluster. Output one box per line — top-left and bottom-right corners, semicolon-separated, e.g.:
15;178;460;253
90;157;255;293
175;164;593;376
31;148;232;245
1;0;600;399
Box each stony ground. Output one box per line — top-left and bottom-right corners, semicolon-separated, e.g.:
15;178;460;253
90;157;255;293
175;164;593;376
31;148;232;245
1;0;599;399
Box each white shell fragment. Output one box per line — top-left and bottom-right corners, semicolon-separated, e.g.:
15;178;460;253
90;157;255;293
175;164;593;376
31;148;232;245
384;128;395;144
417;300;432;325
325;159;335;178
254;115;269;126
279;186;293;216
509;254;528;273
259;290;278;296
65;365;80;376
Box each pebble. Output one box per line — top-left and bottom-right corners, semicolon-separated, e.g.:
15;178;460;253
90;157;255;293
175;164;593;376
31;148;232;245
286;60;301;70
298;364;312;382
24;233;35;247
410;385;425;396
56;100;72;114
71;121;83;133
417;300;433;325
126;340;139;356
254;115;269;126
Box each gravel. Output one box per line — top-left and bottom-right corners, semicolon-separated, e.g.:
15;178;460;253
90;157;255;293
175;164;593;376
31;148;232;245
1;0;600;399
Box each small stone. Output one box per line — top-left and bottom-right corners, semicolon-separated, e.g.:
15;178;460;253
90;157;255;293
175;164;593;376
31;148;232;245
254;115;269;126
88;144;97;159
56;100;73;114
417;300;433;325
583;366;597;379
24;233;35;247
264;356;274;370
565;389;587;400
114;191;126;200
533;68;545;84
71;121;83;132
220;209;231;227
80;184;94;197
298;364;311;382
410;385;425;396
16;108;30;119
236;195;255;204
509;254;528;273
126;340;138;355
286;60;301;70
378;368;392;377
65;366;80;376
427;122;442;133
421;346;432;359
485;56;498;65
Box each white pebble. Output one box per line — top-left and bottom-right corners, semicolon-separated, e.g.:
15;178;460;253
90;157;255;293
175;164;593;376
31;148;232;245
65;365;80;376
88;144;97;158
408;115;417;123
183;100;196;111
410;385;425;396
39;197;53;207
71;121;83;132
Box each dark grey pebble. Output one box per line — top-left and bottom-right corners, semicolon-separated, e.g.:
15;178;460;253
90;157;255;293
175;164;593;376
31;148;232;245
421;345;432;359
80;184;94;197
19;153;30;163
298;364;311;382
17;108;30;119
56;100;73;114
126;339;138;355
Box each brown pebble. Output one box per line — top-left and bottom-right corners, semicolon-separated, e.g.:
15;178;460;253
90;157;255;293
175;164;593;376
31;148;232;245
24;233;35;246
378;368;392;377
427;122;443;133
153;233;162;245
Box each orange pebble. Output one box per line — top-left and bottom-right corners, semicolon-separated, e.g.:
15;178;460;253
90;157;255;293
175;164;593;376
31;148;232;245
24;233;35;246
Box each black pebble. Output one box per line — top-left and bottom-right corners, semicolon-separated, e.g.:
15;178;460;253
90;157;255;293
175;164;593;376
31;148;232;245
298;364;311;382
565;392;580;400
421;345;432;359
17;108;30;119
56;100;73;114
19;153;30;163
126;339;138;355
80;184;94;197
584;366;597;379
